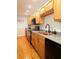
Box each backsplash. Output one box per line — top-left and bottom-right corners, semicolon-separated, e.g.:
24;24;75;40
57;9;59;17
40;14;61;32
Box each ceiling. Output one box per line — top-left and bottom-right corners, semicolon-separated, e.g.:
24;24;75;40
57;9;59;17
17;0;48;16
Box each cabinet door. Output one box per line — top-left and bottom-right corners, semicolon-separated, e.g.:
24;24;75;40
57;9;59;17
36;12;40;24
28;16;35;25
36;35;45;59
36;12;44;24
32;33;36;48
32;33;39;52
45;1;53;12
54;0;61;22
32;33;45;59
26;31;30;42
40;8;45;16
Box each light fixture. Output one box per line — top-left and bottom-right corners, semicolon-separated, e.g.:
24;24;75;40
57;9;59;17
28;5;32;9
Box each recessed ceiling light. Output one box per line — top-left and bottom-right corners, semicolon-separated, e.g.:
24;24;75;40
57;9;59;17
28;5;32;9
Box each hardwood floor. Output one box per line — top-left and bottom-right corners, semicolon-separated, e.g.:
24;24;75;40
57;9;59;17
17;36;40;59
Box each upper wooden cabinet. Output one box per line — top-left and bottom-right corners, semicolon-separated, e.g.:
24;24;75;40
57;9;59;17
45;1;53;12
28;16;35;25
32;32;45;59
36;12;44;24
28;14;44;25
54;0;61;22
40;1;54;17
40;8;45;16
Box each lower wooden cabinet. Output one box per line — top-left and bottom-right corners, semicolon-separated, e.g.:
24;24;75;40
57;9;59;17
32;32;45;59
36;12;44;24
37;35;45;59
31;32;61;59
25;30;31;42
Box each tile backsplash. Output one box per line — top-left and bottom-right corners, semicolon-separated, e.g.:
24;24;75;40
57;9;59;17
40;14;61;32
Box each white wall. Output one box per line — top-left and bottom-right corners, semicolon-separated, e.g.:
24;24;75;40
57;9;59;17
17;16;28;28
40;14;61;32
17;16;28;36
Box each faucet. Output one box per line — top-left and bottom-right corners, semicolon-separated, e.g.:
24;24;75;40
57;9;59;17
45;24;50;33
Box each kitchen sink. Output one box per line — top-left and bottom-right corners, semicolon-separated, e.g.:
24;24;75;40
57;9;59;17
38;31;53;35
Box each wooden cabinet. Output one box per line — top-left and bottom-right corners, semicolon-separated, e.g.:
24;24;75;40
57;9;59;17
28;13;44;25
25;30;30;42
36;34;45;59
40;8;45;16
40;1;54;17
28;16;35;25
45;1;53;12
31;33;37;49
54;0;61;22
32;32;45;59
36;12;44;24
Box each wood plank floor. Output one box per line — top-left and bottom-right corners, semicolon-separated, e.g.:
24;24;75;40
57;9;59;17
17;36;40;59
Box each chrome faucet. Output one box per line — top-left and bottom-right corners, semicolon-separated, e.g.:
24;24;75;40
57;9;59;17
45;24;50;33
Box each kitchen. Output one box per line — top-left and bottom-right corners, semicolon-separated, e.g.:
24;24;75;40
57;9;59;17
17;0;61;59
